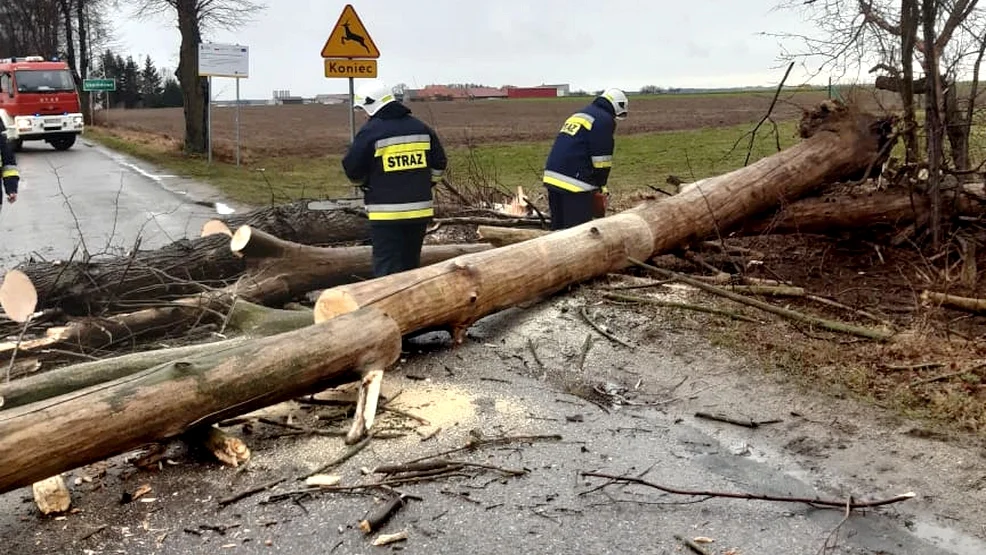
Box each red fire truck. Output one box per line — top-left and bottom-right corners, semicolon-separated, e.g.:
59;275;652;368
0;56;84;151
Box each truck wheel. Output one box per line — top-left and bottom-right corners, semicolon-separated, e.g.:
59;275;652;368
11;139;22;152
50;136;76;151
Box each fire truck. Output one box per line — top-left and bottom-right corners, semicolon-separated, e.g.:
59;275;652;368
0;56;84;151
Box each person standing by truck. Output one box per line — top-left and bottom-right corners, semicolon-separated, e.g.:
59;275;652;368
0;118;19;212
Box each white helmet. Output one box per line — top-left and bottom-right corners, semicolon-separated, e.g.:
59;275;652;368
354;81;397;117
600;88;628;119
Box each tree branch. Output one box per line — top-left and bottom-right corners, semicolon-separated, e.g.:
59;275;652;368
581;472;916;510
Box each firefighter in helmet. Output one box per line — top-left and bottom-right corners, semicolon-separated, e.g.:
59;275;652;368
0;119;19;212
342;81;448;277
542;88;628;229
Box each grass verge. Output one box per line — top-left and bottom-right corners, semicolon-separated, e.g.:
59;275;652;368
86;118;800;208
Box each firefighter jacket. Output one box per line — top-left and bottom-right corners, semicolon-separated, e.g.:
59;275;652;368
0;119;18;203
542;97;616;195
342;102;448;223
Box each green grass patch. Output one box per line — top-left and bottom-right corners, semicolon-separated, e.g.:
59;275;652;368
87;119;800;207
443;120;801;196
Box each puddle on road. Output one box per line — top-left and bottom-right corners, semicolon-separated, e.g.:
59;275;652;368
911;520;986;555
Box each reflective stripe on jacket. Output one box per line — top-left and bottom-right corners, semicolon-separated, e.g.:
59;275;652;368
0;119;18;201
342;102;448;223
542;97;616;195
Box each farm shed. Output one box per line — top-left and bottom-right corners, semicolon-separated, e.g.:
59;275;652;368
505;86;558;99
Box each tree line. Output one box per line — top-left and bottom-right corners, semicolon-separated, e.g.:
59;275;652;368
97;50;182;109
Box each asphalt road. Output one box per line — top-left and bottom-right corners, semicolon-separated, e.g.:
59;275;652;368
0;137;240;270
2;298;986;555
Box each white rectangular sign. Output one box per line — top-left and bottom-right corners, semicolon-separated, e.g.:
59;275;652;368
198;43;249;78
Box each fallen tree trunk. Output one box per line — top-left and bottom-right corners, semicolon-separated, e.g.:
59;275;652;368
0;306;403;494
217;200;371;243
0;100;893;495
478;189;984;247
920;290;986;313
0;234;490;361
0;299;314;367
313;102;893;340
11;203;372;316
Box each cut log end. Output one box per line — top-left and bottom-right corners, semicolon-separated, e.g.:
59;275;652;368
314;288;361;324
189;425;251;467
229;225;253;254
201;219;233;238
0;269;39;323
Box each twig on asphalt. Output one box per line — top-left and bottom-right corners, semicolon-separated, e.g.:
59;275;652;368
674;534;713;555
694;411;783;429
580;471;916;510
580;306;633;348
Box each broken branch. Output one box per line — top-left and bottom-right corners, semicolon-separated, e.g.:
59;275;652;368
580;472;915;509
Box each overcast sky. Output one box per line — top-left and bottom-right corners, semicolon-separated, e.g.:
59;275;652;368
106;0;837;101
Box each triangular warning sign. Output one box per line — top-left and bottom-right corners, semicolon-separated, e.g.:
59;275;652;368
321;4;380;59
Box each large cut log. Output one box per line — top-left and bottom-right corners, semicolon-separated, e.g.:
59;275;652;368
0;233;490;361
218;200;370;244
0;306;402;494
313;102;893;341
0;100;892;495
478;188;985;246
10;202;372;316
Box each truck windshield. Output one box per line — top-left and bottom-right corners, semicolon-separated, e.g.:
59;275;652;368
14;70;75;93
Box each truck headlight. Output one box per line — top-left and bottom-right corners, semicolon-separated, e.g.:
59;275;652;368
73;116;83;125
15;117;31;130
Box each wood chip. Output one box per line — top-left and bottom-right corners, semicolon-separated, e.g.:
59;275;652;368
372;530;409;546
32;475;71;514
305;474;342;487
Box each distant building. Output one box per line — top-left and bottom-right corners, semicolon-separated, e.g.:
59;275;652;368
467;86;508;100
414;85;470;101
542;83;570;97
505;86;558;99
314;93;348;105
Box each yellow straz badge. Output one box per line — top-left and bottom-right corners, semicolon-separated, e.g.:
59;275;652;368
560;115;592;136
384;150;427;172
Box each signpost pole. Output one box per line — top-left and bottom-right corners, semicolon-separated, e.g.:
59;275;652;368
207;75;212;165
348;76;355;145
235;77;241;166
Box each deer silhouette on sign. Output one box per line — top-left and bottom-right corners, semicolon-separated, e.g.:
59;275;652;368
341;21;370;53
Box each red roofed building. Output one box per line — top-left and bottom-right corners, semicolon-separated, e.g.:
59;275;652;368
467;87;508;99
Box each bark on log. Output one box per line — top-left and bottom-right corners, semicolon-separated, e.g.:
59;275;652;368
920;290;986;313
313;102;893;340
0;299;311;366
0;337;249;410
218;200;370;245
479;189;982;247
9;203;371;316
0;306;402;494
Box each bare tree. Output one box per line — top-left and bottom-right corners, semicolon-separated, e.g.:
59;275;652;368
129;0;265;154
770;0;985;172
0;0;63;57
769;0;986;248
